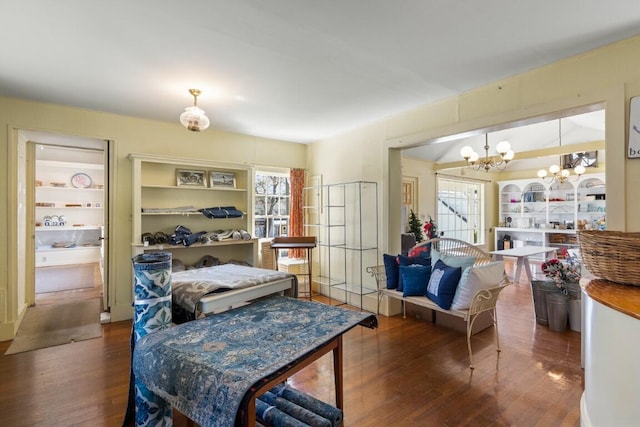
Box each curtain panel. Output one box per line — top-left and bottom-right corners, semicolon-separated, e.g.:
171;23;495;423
289;168;305;258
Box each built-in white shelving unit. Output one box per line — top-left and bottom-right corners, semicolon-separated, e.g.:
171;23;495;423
495;173;606;255
129;153;258;266
35;160;104;267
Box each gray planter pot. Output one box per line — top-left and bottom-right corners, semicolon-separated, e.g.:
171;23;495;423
565;281;581;300
568;298;581;332
546;292;569;332
531;280;561;326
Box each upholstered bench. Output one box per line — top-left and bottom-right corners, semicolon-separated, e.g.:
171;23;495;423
368;238;510;369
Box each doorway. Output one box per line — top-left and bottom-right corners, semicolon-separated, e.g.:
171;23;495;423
24;131;109;312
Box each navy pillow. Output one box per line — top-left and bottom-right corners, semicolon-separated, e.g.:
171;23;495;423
400;264;432;297
383;254;400;289
397;254;431;292
426;259;462;310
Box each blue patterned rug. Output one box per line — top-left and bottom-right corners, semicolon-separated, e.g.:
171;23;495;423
133;296;376;427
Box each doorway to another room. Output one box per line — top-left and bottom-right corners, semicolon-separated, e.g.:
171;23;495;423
26;132;109;312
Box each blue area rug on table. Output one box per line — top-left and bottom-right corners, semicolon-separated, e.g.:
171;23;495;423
133;295;377;427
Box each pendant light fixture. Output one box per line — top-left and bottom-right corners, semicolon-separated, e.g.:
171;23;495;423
180;89;210;132
460;134;514;172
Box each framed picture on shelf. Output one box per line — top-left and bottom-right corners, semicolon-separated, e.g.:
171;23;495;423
176;169;207;187
209;171;236;188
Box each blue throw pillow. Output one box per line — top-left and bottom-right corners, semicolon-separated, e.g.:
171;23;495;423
397;254;431;292
383;254;400;289
400;264;432;297
426;259;462;310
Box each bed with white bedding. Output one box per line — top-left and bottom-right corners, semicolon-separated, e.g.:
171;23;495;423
171;263;298;322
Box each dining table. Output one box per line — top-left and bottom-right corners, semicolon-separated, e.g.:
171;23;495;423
490;246;557;284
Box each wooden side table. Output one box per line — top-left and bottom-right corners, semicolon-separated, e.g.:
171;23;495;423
271;236;317;300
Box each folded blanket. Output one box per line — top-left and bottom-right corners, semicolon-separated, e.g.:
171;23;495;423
171;264;292;316
199;206;244;219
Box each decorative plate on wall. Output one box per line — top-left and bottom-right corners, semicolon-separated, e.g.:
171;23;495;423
71;173;92;188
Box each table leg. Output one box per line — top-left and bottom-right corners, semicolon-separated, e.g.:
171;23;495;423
514;257;525;284
307;248;313;301
523;257;533;283
237;335;342;425
333;335;344;409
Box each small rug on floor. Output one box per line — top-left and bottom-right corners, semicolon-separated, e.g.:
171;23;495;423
5;298;102;355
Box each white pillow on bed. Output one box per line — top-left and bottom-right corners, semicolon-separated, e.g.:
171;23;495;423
450;261;505;310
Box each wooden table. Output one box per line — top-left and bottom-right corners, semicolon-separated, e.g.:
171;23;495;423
271;236;317;300
133;296;376;427
490;246;557;284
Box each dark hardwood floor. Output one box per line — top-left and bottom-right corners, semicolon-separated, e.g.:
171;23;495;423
0;263;582;426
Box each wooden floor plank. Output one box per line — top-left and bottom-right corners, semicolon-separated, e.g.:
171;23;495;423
0;261;582;426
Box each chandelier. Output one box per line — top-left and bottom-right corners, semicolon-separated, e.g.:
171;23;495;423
180;89;210;132
537;163;585;184
536;119;585;184
460;134;514;172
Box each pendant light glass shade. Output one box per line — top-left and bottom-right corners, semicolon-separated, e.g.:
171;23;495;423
460;134;513;172
180;89;210;131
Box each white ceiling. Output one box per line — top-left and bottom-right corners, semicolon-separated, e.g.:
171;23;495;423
1;1;639;144
402;108;606;169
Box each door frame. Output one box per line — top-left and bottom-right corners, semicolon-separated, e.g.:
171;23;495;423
401;176;418;232
24;135;111;311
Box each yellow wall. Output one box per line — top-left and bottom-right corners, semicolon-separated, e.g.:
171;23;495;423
0;96;306;340
308;35;640;255
401;156;437;224
4;34;640;338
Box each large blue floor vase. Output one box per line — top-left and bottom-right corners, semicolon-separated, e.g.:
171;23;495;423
130;252;173;426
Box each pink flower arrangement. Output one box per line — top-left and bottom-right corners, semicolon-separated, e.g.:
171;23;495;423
541;258;581;291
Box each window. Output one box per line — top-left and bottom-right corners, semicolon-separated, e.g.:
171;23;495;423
436;177;484;244
254;172;290;238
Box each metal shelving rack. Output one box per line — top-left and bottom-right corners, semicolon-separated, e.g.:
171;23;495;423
303;180;378;311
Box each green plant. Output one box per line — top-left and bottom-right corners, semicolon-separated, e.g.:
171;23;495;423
407;209;424;242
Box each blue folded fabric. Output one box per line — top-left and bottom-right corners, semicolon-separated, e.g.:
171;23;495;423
259;391;332;427
255;398;308;427
221;206;243;218
199;206;243;219
271;384;343;427
168;234;184;245
182;231;207;247
175;225;191;235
